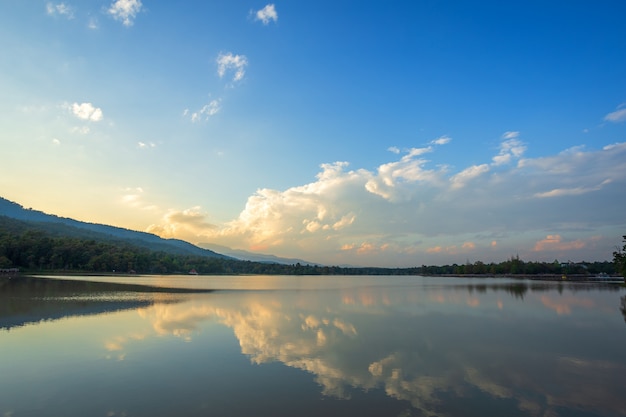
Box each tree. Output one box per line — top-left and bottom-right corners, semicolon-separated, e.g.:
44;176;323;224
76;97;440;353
613;235;626;278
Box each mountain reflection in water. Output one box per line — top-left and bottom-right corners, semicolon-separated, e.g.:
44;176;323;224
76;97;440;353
1;276;625;417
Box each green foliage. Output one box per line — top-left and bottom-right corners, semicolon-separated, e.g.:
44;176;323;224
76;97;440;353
613;235;626;277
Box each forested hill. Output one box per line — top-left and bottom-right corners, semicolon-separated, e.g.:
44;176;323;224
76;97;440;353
0;197;228;259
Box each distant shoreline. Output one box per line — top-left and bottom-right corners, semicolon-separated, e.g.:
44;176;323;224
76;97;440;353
8;270;624;284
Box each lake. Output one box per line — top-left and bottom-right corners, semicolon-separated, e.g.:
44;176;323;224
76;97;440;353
1;275;625;417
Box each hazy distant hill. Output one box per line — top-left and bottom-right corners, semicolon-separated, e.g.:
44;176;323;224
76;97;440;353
0;197;230;259
198;242;319;265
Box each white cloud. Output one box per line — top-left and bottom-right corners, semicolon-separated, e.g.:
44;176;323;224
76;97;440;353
52;138;61;146
450;164;490;189
71;126;90;134
146;207;217;241
533;179;612;198
148;139;626;266
502;131;519;140
46;2;74;19
604;107;626;123
217;53;248;83
107;0;143;27
387;146;400;154
188;99;221;122
68;102;103;121
119;187;159;212
254;4;278;25
137;141;156;149
430;135;451;145
363;144;447;201
492;136;526;166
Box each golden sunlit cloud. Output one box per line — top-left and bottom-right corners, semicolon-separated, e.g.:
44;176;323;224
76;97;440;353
533;235;586;252
136;139;625;267
427;246;443;253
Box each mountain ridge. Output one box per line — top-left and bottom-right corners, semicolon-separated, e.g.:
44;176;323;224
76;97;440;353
198;242;320;266
0;197;229;259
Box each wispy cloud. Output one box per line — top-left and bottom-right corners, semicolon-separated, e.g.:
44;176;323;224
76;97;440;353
430;135;451;145
119;187;158;212
137;141;156;149
67;102;103;121
217;52;248;83
46;2;74;19
604;105;626;123
450;164;490;189
502;131;519;140
107;0;143;27
185;99;222;123
71;126;90;134
533;235;587;252
87;17;99;30
254;4;278;25
533;179;612;198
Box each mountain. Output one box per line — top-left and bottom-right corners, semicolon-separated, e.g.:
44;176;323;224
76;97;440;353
198;242;319;265
0;197;230;259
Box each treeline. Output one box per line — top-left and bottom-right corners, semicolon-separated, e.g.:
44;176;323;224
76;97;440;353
418;256;615;276
0;216;617;276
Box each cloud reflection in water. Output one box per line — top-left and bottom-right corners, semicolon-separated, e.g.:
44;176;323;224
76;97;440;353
123;283;626;417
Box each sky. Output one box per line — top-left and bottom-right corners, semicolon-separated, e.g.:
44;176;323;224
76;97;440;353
1;0;626;267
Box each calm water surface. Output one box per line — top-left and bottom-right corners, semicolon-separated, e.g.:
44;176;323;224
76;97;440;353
1;275;625;417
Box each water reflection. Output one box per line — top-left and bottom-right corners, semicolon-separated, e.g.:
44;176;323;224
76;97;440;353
132;283;625;417
0;276;204;329
2;277;625;417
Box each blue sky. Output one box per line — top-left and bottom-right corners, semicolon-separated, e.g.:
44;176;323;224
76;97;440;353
1;0;626;267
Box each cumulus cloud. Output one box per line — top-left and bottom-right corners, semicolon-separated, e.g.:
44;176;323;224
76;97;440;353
492;137;526;166
254;4;278;25
46;2;74;19
217;52;248;83
68;102;103;121
147;207;217;242
604;105;626;123
147;138;626;266
107;0;143;27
